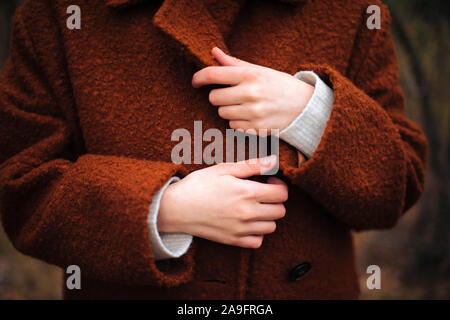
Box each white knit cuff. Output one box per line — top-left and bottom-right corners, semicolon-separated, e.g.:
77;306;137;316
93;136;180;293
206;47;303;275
279;71;334;158
147;176;193;260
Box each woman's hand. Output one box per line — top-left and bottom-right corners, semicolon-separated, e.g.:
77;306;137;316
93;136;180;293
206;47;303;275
158;155;288;249
192;47;314;135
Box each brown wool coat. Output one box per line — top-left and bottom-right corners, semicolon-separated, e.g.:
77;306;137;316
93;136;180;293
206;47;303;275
0;0;427;299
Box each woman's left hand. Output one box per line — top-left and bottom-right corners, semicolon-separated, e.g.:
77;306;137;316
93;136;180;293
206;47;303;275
192;47;314;136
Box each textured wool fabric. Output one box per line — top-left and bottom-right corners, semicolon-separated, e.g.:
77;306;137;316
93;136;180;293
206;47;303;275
0;0;427;299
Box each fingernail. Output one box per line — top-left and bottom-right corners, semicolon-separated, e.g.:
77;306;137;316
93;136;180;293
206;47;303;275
261;155;276;166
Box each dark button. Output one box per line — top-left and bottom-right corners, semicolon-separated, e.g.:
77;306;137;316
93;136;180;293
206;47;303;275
289;262;312;281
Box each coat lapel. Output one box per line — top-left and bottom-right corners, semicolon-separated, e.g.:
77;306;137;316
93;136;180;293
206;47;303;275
152;0;241;68
105;0;308;68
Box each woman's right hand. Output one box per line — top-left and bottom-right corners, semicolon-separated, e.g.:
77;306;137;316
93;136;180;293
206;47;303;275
158;155;288;249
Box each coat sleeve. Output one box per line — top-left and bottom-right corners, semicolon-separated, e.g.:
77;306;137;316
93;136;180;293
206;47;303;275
0;5;194;287
279;4;427;230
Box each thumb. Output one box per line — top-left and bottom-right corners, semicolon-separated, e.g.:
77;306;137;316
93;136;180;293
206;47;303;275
211;47;254;67
214;155;278;178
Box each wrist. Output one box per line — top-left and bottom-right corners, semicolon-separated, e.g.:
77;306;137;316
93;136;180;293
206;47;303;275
158;182;183;233
279;77;315;131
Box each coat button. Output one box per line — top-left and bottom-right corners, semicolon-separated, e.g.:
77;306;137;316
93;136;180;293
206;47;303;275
289;262;312;281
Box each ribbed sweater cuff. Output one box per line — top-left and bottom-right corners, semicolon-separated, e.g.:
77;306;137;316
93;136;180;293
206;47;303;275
279;71;334;158
147;176;193;260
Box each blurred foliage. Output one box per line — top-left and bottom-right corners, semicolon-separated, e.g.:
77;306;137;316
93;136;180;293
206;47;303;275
0;231;61;299
0;0;448;299
357;0;449;299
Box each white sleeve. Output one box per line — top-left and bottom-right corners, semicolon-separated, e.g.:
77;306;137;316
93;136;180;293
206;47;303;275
147;176;193;260
279;71;334;158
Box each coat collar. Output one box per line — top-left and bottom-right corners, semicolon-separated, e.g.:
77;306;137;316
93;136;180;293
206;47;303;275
105;0;310;68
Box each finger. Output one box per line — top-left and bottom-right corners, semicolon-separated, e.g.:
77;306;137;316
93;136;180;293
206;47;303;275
235;235;264;249
253;203;286;220
192;66;244;88
229;120;251;132
209;86;248;106
236;221;277;236
244;180;288;203
218;105;251;121
212;47;254;67
213;155;278;177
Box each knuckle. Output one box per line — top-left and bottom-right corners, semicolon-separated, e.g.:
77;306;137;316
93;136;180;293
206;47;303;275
252;67;263;78
230;180;245;193
242;184;256;199
280;188;289;202
229;121;237;129
269;221;277;233
248;104;261;118
238;236;263;249
241;67;254;79
217;106;225;117
238;205;254;221
279;205;286;218
252;237;263;249
254;119;266;130
245;84;261;101
259;104;271;118
209;90;218;105
204;67;215;82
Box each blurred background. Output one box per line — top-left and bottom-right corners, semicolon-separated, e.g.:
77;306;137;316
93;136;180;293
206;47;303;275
0;0;448;299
